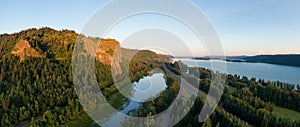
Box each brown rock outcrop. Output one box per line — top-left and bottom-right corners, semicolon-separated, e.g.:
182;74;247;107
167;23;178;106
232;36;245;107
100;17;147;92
83;38;123;75
11;39;40;62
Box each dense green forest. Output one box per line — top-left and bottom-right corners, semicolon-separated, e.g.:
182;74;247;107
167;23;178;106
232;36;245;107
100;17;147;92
226;54;300;67
0;27;166;126
1;28;300;127
165;61;300;127
0;28;79;126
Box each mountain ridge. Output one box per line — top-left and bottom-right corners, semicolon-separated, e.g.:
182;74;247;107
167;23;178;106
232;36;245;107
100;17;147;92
190;54;300;67
0;27;122;65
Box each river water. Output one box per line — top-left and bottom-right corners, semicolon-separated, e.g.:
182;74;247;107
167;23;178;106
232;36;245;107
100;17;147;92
101;73;167;126
175;58;300;85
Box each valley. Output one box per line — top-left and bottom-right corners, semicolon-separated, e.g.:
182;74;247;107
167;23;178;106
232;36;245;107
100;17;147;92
0;28;300;127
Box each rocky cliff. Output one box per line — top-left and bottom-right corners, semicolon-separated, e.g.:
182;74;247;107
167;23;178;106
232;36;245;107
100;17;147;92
11;39;40;62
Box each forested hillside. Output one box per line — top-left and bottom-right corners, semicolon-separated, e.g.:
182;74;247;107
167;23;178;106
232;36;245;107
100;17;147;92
243;54;300;67
166;61;300;127
0;28;166;126
0;28;79;126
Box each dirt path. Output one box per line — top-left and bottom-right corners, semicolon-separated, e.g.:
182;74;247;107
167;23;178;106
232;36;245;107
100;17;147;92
16;115;43;127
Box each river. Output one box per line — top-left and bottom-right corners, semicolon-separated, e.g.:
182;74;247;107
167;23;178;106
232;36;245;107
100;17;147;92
175;58;300;85
101;72;167;126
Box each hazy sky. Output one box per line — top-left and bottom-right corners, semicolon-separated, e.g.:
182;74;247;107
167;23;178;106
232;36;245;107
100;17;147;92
1;0;299;56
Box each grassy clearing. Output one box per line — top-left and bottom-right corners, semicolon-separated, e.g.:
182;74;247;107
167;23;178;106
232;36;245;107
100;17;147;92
273;106;300;121
62;113;99;127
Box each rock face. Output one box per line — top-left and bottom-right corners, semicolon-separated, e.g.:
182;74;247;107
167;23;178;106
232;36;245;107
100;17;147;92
97;39;123;76
83;38;123;75
83;38;121;64
96;39;121;65
11;39;40;62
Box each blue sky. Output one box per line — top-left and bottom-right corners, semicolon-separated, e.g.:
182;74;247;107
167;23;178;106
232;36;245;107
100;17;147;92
1;0;300;56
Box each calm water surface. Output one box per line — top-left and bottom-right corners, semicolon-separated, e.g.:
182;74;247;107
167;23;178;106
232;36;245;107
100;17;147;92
175;58;300;85
102;73;167;126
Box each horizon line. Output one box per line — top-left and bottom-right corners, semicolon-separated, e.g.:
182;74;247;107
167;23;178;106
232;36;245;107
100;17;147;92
1;27;300;57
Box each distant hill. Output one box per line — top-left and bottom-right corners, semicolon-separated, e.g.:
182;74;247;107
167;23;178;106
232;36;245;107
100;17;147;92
242;54;300;67
191;54;300;67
